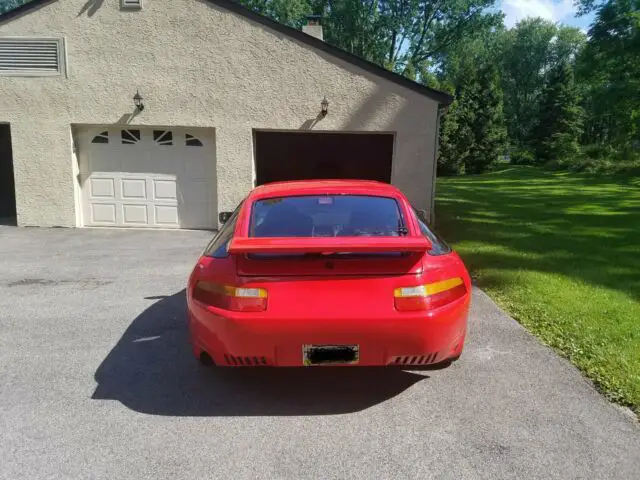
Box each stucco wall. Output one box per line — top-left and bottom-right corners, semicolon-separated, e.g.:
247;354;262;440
0;0;439;227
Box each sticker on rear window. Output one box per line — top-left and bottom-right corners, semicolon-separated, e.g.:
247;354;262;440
318;197;333;205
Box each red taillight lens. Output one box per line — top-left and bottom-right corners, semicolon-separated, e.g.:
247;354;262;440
427;283;467;309
394;278;466;312
193;282;267;312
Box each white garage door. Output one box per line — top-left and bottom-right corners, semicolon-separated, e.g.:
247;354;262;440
79;127;215;229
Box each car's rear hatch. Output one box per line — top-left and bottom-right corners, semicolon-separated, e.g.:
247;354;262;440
227;237;430;320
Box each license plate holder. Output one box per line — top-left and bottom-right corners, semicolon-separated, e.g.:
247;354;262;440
303;344;359;366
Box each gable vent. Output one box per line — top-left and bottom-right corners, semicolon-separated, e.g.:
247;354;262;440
121;0;143;8
0;38;64;76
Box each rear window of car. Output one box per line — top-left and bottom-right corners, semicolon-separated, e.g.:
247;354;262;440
249;195;407;238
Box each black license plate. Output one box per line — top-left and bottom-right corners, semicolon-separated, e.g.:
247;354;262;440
303;344;359;365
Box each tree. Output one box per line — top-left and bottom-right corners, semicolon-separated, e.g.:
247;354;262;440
438;51;506;175
240;0;312;27
465;63;507;173
0;0;30;14
550;25;587;67
499;18;557;147
577;0;640;147
239;0;502;82
532;61;584;162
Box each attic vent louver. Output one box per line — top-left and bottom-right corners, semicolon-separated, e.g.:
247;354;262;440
121;0;143;9
0;37;64;76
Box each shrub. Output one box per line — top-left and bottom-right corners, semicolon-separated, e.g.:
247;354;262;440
582;144;616;160
544;159;569;171
546;156;640;175
510;149;536;165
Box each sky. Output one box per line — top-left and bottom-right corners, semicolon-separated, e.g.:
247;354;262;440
499;0;596;31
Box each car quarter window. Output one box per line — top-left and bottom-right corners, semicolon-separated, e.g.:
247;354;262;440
413;209;452;256
203;201;244;258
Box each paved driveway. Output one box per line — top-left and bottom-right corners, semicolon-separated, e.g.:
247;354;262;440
0;227;638;479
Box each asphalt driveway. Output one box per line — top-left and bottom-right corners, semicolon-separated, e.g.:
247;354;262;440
0;227;638;479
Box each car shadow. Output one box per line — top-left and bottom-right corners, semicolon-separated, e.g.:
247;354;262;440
92;290;432;416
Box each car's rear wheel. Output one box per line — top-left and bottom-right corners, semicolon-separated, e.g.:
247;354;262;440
198;351;216;367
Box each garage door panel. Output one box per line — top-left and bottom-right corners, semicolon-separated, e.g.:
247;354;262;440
91;203;117;224
80;127;215;229
153;179;178;202
122;204;149;225
89;178;116;199
121;178;147;200
154;205;179;226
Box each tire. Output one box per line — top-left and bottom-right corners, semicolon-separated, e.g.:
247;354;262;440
198;352;216;367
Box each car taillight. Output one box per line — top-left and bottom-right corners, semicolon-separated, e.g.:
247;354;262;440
193;281;267;312
394;278;466;311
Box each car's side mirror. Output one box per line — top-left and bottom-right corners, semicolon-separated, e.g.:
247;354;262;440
218;211;233;224
415;209;428;223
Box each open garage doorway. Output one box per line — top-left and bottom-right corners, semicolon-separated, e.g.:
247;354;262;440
0;123;17;225
254;131;394;186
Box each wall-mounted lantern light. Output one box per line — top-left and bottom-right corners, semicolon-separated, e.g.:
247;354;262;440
133;90;144;112
320;96;329;116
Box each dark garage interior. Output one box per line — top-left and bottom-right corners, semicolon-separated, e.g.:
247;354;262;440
254;131;394;186
0;123;17;222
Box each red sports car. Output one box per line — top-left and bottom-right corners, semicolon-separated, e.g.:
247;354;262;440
187;180;471;367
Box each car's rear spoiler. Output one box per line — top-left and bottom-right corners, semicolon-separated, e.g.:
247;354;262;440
228;237;432;254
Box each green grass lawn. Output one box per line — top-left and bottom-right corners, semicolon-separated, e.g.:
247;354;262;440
435;166;640;414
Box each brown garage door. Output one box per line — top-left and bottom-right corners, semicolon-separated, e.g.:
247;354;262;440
254;131;394;185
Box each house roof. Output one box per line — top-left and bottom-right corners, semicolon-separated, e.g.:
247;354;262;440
1;0;453;105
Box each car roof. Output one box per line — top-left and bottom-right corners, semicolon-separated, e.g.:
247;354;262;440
249;180;405;200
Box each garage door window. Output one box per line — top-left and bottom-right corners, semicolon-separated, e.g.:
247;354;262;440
153;130;173;146
121;129;141;145
91;131;109;144
186;134;203;147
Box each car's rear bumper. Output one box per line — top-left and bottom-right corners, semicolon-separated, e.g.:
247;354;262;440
188;297;469;367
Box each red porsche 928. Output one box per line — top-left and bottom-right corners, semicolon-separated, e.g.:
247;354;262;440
187;180;471;367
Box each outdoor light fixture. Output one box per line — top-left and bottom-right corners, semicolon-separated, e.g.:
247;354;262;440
321;96;329;116
133;90;144;112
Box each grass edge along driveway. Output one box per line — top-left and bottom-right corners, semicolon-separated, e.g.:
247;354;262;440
435;166;640;416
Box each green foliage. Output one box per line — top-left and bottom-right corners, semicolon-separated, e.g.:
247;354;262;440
438;57;507;176
240;0;312;27
499;18;558;145
499;19;587;147
238;0;502;82
582;143;617;159
545;145;640;174
436;166;640;415
0;0;30;14
437;26;507;176
532;61;583;163
510;149;535;165
577;0;640;147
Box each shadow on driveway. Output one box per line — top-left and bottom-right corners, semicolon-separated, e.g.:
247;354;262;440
92;290;429;416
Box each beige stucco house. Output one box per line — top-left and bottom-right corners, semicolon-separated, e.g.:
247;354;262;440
0;0;451;229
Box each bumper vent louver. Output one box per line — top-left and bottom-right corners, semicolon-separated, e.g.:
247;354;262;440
224;355;268;366
391;352;439;366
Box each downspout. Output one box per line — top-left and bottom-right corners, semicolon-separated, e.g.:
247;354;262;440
430;103;448;226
